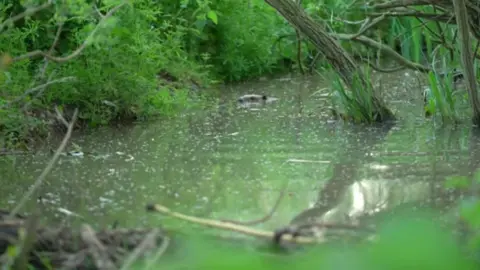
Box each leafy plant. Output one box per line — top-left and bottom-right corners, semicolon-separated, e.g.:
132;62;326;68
423;51;460;123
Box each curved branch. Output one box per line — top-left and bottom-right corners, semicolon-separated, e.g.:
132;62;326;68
370;0;438;10
351;15;387;40
270;33;297;54
146;203;324;244
333;33;431;72
12;2;127;63
221;182;288;226
367;61;406;73
9;108;79;218
0;76;77;109
0;1;53;32
367;10;454;23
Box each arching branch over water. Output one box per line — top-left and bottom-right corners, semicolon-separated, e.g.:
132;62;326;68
264;0;395;123
264;0;480;125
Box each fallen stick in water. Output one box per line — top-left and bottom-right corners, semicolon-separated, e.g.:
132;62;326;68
286;158;331;164
146;203;325;244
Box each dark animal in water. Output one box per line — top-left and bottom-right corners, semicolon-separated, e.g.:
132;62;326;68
237;94;267;104
237;94;278;108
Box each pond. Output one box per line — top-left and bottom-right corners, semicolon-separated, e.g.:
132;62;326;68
0;70;478;240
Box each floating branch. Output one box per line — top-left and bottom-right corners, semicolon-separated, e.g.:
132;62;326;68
146;203;372;245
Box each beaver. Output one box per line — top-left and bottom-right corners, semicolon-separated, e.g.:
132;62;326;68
237;94;278;108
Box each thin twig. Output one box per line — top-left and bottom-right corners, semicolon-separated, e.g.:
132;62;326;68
333;33;431;72
120;229;160;270
54;106;70;128
22;71;57;111
367;61;405;73
80;224;116;270
367;10;453;24
0;1;53;32
144;237;170;270
13;2;127;63
12;212;40;270
1;76;76;109
0;150;29;156
221;181;289;226
350;15;386;40
94;5;106;18
9;108;79;218
29;21;65;84
49;22;65;55
370;0;440;10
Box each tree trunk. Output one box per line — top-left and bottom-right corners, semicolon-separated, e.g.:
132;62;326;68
264;0;395;122
452;0;480;126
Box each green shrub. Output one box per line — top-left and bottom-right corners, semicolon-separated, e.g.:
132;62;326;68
0;0;215;147
210;0;297;81
43;4;204;125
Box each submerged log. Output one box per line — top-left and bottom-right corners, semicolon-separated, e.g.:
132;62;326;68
264;0;395;122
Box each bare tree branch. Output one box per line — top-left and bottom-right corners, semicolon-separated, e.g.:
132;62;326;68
221;181;288;226
120;229;160;270
333;33;431;72
367;61;406;73
9;108;79;218
80;224;116;270
370;0;437;10
33;21;65;81
144;236;170;269
1;76;77;109
367;10;454;23
94;5;106;19
350;14;387;40
0;1;53;32
12;2;127;63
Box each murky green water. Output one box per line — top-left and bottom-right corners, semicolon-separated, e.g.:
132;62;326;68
0;71;478;236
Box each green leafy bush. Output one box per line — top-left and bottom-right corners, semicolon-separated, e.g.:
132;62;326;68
0;0;307;148
0;0;214;147
210;0;297;81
